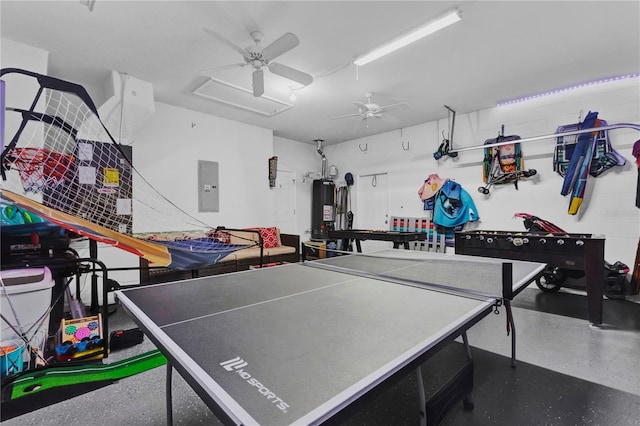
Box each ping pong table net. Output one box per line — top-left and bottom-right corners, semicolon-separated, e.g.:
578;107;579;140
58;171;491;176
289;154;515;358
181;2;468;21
0;68;252;269
306;251;512;301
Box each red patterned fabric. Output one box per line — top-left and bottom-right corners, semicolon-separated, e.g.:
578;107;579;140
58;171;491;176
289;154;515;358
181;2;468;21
258;227;280;248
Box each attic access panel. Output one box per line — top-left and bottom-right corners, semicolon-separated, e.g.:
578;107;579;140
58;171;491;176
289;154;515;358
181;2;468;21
193;78;293;117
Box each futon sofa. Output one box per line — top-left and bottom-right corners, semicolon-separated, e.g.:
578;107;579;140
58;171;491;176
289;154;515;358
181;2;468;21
139;227;300;285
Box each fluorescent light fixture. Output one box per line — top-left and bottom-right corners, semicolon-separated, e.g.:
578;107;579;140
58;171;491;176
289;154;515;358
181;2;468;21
497;73;640;106
354;10;461;66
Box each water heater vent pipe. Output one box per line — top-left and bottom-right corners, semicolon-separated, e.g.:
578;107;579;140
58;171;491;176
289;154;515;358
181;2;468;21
314;139;327;179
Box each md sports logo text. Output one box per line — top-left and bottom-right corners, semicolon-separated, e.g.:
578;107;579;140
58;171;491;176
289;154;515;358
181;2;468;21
220;357;290;412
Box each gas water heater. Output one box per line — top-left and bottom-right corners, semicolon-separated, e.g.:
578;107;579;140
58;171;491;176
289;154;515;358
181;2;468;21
311;179;335;240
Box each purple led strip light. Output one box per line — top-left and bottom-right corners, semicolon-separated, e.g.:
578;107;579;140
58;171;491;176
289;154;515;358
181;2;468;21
497;73;640;106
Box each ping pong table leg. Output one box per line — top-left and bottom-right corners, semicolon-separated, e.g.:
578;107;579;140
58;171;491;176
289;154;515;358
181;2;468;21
505;301;517;368
424;331;475;425
460;332;475;410
166;364;173;425
415;367;427;426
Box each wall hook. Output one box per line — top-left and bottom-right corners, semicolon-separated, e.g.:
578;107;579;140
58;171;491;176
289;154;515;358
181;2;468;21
359;143;368;152
402;141;410;151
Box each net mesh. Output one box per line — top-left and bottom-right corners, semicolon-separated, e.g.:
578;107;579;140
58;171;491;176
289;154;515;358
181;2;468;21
3;147;75;192
0;69;253;250
309;250;506;299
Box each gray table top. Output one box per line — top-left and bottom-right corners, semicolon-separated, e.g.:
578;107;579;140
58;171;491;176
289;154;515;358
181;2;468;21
116;250;544;425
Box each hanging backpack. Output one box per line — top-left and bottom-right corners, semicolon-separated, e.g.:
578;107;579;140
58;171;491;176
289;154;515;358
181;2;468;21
479;132;536;194
482;135;523;183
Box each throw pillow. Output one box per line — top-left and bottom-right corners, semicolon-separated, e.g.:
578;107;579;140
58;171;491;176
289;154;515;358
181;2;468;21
258;227;280;248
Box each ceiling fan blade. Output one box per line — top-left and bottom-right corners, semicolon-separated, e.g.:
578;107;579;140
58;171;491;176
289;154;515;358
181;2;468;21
204;29;248;57
329;112;363;120
198;63;247;75
379;102;409;111
378;112;400;122
252;69;264;97
262;33;299;60
268;62;313;86
355;117;375;133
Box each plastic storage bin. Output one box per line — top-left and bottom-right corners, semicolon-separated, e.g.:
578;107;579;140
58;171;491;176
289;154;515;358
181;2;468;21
1;267;54;365
0;339;25;376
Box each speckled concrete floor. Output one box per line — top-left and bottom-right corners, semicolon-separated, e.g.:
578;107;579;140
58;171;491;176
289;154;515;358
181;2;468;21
2;285;639;425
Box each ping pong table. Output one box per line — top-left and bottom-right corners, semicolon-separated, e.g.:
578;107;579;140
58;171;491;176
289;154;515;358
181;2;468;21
115;249;544;425
328;229;427;252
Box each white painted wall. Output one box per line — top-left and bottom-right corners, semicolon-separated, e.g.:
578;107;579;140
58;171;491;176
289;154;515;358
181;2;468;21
322;78;640;268
83;101;275;293
0;39;48;72
0;40;48;165
273;136;324;241
132;102;274;229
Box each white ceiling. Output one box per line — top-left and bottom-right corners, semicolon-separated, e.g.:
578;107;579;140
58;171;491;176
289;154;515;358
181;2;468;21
1;1;639;145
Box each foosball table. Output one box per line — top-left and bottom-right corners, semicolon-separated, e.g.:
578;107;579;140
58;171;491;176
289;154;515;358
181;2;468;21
454;230;605;325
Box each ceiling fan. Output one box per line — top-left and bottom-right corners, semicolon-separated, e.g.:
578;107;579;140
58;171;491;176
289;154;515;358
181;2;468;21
203;29;313;97
329;92;409;122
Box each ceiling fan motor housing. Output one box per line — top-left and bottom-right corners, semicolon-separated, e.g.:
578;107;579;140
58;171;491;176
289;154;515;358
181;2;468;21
205;29;313;97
